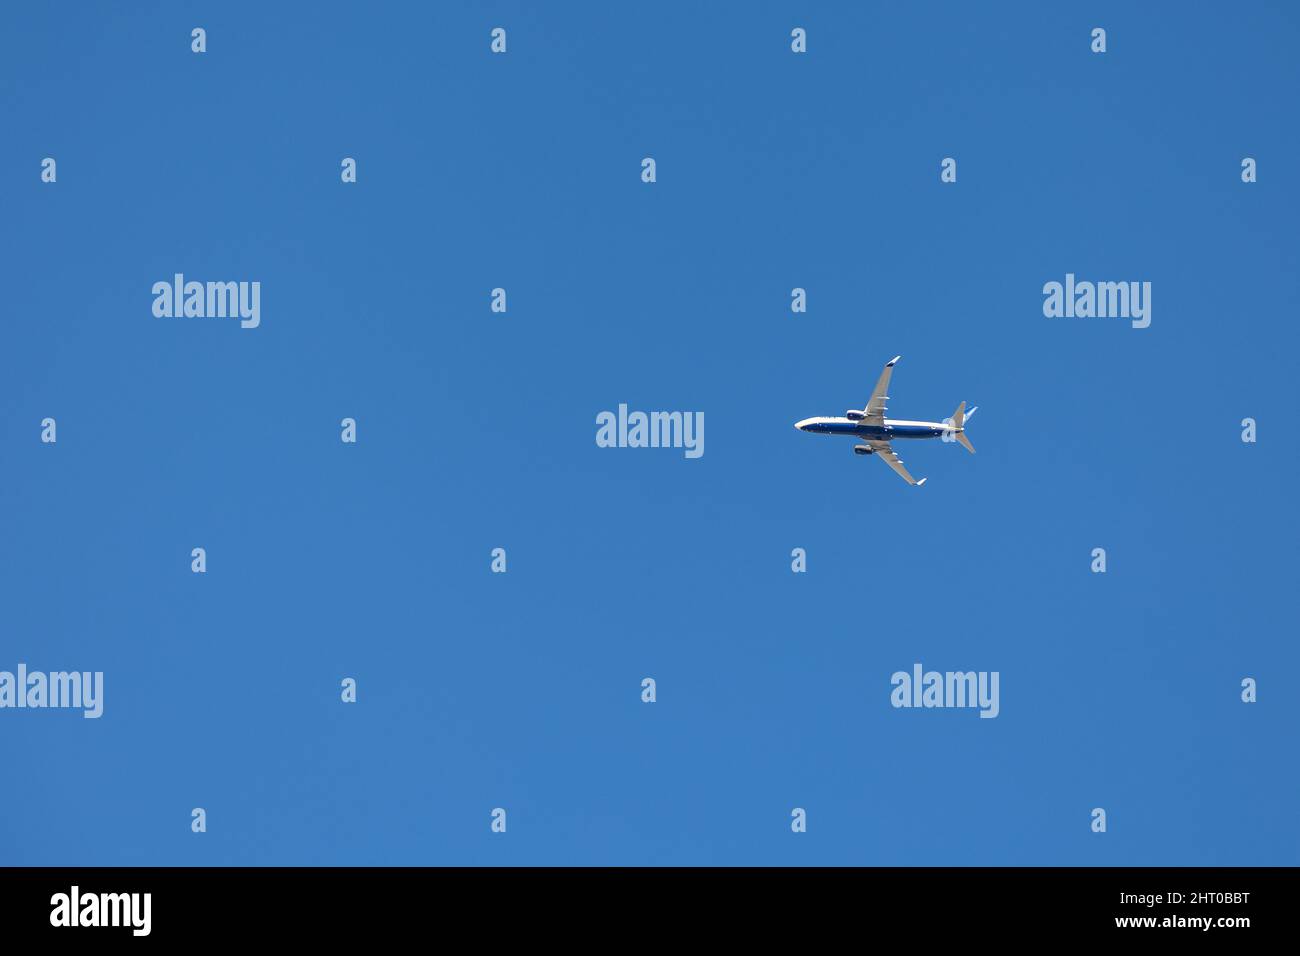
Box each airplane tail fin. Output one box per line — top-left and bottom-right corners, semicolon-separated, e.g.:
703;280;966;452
949;402;976;454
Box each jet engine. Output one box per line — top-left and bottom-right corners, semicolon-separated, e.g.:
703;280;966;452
845;410;866;421
853;445;873;455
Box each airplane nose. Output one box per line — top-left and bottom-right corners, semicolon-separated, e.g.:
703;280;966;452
794;419;809;431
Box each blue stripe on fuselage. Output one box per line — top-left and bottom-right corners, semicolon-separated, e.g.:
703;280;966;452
803;422;942;439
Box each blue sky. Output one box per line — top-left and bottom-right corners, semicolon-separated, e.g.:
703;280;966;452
1;1;1296;865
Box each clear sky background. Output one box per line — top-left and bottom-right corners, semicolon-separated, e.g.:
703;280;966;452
1;1;1296;865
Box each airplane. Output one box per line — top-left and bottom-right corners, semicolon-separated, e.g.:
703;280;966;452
794;355;976;486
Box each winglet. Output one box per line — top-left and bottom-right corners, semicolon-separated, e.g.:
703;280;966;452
887;355;901;367
916;478;927;487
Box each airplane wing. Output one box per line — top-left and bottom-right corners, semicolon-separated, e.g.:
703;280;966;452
869;440;927;486
862;355;901;424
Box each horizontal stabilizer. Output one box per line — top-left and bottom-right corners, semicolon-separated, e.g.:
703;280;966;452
948;401;976;453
